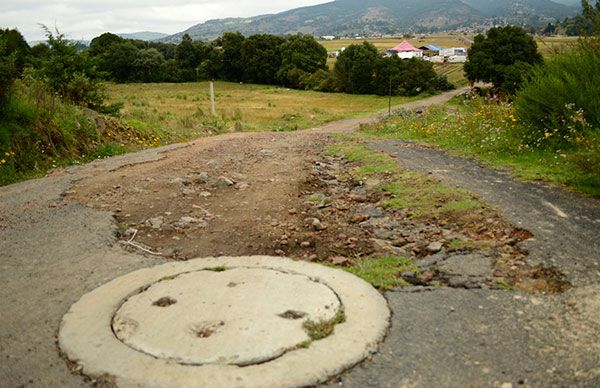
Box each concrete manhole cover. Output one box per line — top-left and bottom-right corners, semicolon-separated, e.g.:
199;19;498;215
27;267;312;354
59;256;390;387
113;268;341;366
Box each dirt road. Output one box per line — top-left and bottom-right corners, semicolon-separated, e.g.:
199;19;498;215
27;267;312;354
1;87;599;387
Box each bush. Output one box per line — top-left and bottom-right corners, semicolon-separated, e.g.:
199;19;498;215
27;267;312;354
464;26;543;94
514;44;600;143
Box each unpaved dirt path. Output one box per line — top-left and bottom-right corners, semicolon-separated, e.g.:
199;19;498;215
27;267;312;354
1;88;599;387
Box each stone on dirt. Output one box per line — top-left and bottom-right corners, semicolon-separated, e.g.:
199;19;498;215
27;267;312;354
194;172;209;184
216;176;234;188
426;241;444;253
146;216;164;229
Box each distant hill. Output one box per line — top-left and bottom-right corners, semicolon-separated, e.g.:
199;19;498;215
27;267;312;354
165;0;578;42
119;31;169;41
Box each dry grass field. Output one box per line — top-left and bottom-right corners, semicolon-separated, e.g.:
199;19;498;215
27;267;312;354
105;81;420;140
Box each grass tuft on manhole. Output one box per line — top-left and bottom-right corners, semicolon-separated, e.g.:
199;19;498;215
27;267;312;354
303;307;346;341
345;256;416;290
205;266;227;272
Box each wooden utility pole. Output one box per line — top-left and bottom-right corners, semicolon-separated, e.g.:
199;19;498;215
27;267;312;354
210;81;216;116
388;77;392;117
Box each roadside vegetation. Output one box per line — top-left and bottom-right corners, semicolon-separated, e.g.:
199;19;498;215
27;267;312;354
324;140;546;292
106;82;419;136
0;25;452;186
362;4;600;197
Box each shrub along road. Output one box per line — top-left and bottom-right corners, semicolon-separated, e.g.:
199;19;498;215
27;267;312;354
0;88;599;387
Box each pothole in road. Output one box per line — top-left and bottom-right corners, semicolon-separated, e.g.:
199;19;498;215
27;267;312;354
59;256;390;387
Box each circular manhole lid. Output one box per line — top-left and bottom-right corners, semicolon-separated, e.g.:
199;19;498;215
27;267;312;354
113;267;341;366
60;256;390;387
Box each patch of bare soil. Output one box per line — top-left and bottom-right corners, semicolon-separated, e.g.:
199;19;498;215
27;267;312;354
69;129;569;293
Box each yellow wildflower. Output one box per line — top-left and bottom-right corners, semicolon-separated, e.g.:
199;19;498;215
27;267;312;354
544;132;553;139
1;159;5;164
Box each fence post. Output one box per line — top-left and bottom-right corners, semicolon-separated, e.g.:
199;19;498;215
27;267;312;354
210;81;216;116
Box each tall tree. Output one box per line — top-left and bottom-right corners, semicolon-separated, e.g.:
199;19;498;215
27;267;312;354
175;34;199;81
133;48;165;82
333;42;379;94
241;34;284;85
277;34;327;88
464;26;543;94
220;31;245;82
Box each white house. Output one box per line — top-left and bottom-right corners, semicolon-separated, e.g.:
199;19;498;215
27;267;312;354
387;41;424;59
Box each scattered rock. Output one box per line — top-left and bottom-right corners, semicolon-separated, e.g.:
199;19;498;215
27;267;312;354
174;216;204;229
170;177;186;185
329;256;351;266
123;228;137;237
300;241;311;248
231;172;246;182
312;218;327;231
216;176;234;188
146;216;164;229
195;172;209;184
207;159;219;167
361;206;384;219
181;187;196;195
426;241;444;253
199;191;212;197
438;253;494;277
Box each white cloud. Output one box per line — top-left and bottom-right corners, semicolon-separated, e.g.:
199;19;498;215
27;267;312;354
0;0;332;42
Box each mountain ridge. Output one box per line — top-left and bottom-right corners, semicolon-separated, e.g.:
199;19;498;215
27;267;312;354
164;0;578;42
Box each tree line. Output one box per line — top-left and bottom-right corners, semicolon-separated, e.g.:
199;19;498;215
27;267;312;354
1;28;453;113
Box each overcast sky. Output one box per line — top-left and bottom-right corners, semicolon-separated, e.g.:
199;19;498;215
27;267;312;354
0;0;331;42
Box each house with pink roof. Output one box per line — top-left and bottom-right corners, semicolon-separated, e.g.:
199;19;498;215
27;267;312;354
387;40;424;59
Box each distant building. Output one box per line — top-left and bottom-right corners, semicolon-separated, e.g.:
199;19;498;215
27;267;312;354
424;56;445;63
448;55;467;63
440;47;467;57
419;45;444;53
321;35;336;41
387;40;423;59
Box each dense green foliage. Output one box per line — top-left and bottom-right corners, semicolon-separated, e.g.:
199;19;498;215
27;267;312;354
241;34;284;85
0;26;456;185
464;26;543;94
334;42;379;94
335;42;453;96
363;96;600;196
514;44;600;141
277;34;328;88
83;31;453;96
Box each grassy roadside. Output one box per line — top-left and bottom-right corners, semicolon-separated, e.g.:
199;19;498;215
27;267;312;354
106;81;422;136
360;96;600;197
0;81;426;187
325;139;503;290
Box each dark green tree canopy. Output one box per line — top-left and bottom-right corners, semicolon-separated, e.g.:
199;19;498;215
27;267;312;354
277;34;327;88
89;32;124;56
241;34;284;85
334;41;379;94
0;28;30;72
464;26;543;94
133;48;165;83
220;31;246;82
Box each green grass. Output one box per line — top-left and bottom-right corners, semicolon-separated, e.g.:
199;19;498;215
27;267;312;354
302;307;346;341
106;81;422;139
345;256;416;290
361;95;600;197
328;141;490;218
